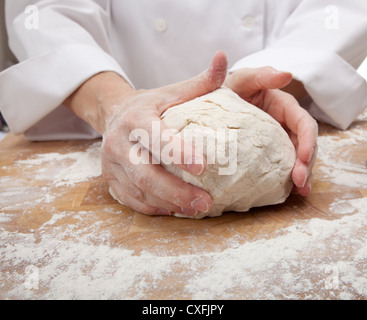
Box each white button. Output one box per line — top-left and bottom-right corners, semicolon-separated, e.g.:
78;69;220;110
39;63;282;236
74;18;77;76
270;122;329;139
242;15;255;29
155;19;167;32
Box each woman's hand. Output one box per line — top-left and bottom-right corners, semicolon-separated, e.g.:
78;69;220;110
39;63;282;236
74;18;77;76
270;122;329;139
66;51;228;217
225;67;318;196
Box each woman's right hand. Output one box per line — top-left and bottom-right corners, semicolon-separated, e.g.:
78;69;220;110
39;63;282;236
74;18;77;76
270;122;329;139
66;51;228;217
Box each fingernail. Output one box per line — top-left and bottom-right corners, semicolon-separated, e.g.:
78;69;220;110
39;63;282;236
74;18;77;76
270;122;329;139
191;198;209;213
273;70;292;77
302;174;308;188
181;207;198;217
308;145;317;163
187;157;205;175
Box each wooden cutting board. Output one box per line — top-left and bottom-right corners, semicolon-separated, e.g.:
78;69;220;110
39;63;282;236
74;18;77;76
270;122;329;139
1;113;366;300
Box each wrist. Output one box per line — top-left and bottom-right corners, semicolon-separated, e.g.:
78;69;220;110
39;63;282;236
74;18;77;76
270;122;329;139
64;71;135;134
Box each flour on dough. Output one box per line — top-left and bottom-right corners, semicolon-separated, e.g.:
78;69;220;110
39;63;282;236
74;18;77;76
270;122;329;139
160;87;296;219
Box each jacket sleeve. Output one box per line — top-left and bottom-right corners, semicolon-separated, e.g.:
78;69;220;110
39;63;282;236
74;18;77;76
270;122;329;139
0;0;131;139
230;0;367;130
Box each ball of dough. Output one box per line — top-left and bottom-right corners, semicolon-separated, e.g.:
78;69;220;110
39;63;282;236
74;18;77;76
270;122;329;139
161;87;296;219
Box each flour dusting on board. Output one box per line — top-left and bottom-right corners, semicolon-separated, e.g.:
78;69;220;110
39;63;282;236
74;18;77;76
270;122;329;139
16;142;102;186
1;196;367;299
317;128;367;188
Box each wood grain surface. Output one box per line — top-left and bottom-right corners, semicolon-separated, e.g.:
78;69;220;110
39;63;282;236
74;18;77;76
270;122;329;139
1;111;366;300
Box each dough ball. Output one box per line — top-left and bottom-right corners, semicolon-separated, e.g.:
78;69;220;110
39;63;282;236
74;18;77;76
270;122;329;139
161;87;296;219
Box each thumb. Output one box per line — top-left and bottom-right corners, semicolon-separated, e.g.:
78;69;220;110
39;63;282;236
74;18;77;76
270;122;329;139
144;51;227;178
156;50;228;114
225;66;293;99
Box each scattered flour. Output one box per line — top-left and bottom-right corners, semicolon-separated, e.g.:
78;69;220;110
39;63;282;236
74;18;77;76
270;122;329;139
317;128;367;188
0;142;101;211
0;196;366;299
15;142;102;187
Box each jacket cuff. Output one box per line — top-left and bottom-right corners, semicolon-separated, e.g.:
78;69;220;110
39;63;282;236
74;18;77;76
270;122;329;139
229;47;367;130
0;44;132;136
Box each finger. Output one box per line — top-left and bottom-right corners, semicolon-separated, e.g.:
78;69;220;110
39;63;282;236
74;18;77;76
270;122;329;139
156;50;228;113
108;179;167;216
127;109;207;176
104;116;207;214
105;101;206;176
124;156;212;215
259;89;318;194
122;137;210;217
112;183;183;216
225;66;293;99
292;144;317;190
295;175;312;197
144;193;184;216
262;89;318;164
107;163;185;214
292;158;309;189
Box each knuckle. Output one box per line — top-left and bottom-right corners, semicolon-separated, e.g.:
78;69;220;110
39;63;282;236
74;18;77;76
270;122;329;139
129;187;146;203
311;118;319;134
121;109;136;128
302;115;319;137
172;182;198;206
101;135;114;155
102;133;130;164
101;170;110;182
112;187;128;205
135;172;153;191
101;135;122;162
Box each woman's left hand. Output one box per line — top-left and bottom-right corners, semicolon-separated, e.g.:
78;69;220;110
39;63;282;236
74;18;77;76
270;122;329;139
225;67;318;196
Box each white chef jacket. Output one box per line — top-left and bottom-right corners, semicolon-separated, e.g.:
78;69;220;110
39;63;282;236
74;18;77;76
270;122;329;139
1;0;367;141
